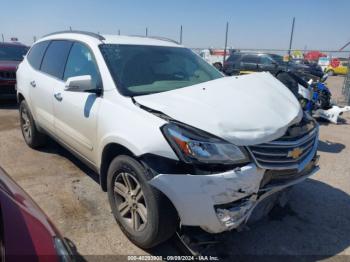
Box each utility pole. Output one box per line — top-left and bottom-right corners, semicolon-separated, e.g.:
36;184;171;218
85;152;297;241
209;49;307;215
1;33;4;42
33;36;37;43
288;17;295;62
118;29;121;35
69;26;72;31
223;22;229;66
146;27;148;37
180;25;183;44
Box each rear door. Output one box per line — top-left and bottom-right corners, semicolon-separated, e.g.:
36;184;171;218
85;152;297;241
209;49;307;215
29;40;72;133
258;55;278;73
240;54;259;72
53;42;102;162
26;41;54;131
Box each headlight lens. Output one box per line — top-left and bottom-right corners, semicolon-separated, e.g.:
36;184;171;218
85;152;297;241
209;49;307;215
162;123;249;164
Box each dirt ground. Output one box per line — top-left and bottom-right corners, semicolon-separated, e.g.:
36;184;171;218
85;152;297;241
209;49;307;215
1;76;350;261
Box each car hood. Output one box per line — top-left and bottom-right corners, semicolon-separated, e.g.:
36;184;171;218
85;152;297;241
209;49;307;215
134;72;303;146
0;60;20;71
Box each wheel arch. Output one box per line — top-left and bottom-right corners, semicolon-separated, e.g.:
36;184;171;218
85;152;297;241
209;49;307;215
17;92;25;103
99;142;136;191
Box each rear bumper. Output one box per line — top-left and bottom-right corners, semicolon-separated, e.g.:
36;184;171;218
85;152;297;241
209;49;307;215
149;156;319;234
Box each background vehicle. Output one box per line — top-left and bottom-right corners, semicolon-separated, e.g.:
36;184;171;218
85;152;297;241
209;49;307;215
16;31;319;249
0;42;28;99
199;48;231;70
318;57;330;72
293;58;323;75
223;52;324;79
276;72;350;124
325;58;349;76
304;50;327;62
0;167;73;261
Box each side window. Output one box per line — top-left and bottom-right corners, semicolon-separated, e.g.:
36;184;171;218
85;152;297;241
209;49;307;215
41;40;73;79
64;42;100;88
241;55;259;64
260;55;274;65
27;41;50;70
227;53;241;62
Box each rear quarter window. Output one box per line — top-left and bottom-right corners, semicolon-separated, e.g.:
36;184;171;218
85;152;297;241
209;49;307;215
27;41;50;70
41;40;73;79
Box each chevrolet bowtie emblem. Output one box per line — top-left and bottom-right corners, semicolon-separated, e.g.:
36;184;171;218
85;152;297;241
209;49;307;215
288;147;303;159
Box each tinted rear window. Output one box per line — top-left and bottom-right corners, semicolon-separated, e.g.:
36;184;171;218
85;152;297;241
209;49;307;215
27;41;50;70
242;55;259;63
41;40;73;79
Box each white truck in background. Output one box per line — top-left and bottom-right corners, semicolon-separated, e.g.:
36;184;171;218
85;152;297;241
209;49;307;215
199;48;231;70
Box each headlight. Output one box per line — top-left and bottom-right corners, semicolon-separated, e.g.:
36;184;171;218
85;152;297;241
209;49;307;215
162;123;249;164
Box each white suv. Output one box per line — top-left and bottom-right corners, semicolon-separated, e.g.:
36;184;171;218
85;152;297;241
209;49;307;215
16;31;319;248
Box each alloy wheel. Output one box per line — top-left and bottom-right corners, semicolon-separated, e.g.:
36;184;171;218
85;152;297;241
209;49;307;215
114;172;147;232
20;107;32;140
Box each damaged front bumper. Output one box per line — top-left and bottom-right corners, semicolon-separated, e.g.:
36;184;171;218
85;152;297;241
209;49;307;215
149;156;319;234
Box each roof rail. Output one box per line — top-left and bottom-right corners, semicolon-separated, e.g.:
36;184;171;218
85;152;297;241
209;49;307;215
129;35;180;45
43;30;105;41
148;36;180;45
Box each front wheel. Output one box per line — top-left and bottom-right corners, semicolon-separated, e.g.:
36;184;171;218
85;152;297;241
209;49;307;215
213;62;223;71
107;155;178;248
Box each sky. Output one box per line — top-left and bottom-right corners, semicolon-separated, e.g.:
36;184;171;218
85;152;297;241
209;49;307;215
1;0;350;51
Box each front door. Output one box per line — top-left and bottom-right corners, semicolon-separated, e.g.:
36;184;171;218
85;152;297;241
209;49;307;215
53;42;102;162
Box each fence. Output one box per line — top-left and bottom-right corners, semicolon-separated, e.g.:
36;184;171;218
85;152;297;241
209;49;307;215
342;57;350;105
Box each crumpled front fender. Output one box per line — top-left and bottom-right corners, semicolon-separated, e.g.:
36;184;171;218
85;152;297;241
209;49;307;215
148;164;265;233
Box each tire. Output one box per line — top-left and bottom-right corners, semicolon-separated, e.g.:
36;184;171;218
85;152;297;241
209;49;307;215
327;70;334;76
107;155;178;248
213;62;222;71
19;100;47;148
316;95;331;110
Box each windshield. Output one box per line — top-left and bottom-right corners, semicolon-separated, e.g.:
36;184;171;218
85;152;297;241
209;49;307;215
0;45;28;61
100;44;223;96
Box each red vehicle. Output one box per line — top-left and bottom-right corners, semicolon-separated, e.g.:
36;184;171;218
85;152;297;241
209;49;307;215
0;167;74;262
0;42;28;99
303;51;327;62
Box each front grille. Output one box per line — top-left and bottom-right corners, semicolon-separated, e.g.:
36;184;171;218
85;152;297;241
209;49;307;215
248;126;318;171
0;71;16;80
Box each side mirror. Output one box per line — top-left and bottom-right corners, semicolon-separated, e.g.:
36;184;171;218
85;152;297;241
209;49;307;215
65;75;94;92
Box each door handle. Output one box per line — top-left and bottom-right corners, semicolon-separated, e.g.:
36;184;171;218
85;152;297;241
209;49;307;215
54;93;63;102
30;81;36;88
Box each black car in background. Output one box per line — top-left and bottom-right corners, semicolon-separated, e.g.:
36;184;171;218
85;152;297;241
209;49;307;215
223;52;324;80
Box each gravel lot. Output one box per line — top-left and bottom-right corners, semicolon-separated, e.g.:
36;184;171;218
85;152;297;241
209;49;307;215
0;76;350;261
